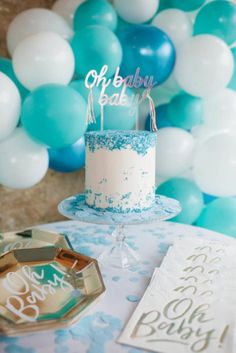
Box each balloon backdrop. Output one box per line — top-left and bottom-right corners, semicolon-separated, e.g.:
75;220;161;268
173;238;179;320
71;25;122;78
0;73;21;142
117;25;176;86
196;197;236;238
175;35;234;97
114;0;159;24
49;136;85;173
194;1;236;46
203;89;236;129
52;0;84;25
0;128;48;189
0;57;28;99
193;132;236;197
157;178;204;224
7;8;72;56
152;9;192;47
21;84;87;148
167;93;203;130
13;32;75;90
74;0;117;31
156;127;195;178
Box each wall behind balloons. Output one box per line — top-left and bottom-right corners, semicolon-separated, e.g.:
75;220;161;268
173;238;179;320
1;0;236;238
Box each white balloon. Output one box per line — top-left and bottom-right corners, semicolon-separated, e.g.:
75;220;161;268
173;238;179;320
7;8;73;56
0;73;21;142
203;89;236;129
156;127;195;177
114;0;159;24
175;35;234;97
158;71;181;95
52;0;85;25
193;132;236;196
13;32;75;90
0;128;49;189
152;9;192;47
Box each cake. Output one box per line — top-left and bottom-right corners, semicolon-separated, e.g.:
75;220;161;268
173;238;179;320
85;130;157;213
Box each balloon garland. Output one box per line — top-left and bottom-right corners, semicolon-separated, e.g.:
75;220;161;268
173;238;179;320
0;0;236;236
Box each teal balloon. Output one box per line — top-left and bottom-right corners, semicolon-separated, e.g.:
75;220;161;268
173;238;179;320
196;197;236;238
167;93;203;130
74;0;117;32
168;0;206;11
0;57;28;100
70;80;101;118
21;84;87;148
228;48;236;91
194;1;236;45
88;85;137;131
157;178;204;224
158;0;173;11
71;25;122;78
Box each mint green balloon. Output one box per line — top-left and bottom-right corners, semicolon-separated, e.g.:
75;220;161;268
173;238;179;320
194;1;236;45
71;25;122;78
157;178;204;224
167;93;203;130
228;48;236;91
168;0;206;11
0;57;28;100
21;84;87;148
196;197;236;238
88;84;137;131
70;80;101;118
74;0;117;31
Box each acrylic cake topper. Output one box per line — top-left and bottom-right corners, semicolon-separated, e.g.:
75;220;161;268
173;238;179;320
84;65;158;132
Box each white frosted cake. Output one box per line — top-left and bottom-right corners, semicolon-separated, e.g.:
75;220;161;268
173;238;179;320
85;130;157;213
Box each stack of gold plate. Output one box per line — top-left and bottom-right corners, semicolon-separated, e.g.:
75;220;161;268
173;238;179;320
0;229;105;336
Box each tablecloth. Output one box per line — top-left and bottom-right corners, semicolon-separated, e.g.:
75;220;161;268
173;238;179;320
0;220;234;353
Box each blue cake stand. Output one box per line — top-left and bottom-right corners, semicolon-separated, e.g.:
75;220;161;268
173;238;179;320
58;194;181;269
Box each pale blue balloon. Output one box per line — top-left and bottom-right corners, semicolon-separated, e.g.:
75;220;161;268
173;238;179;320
71;25;122;78
167;93;203;130
157;178;204;224
21;84;87;148
196;197;236;238
74;0;117;31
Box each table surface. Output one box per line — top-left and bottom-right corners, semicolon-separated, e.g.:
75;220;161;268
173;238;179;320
0;220;234;353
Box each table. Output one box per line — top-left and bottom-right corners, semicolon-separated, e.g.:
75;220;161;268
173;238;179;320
0;220;234;353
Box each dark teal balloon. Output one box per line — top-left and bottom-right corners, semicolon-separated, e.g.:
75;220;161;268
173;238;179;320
167;93;203;130
194;1;236;45
168;0;206;11
21;84;87;148
71;25;122;78
196;197;236;238
158;0;173;11
49;136;85;173
157;178;204;224
203;193;218;205
0;57;28;100
73;0;117;32
145;104;171;131
70;80;101;118
228;48;236;91
117;25;176;86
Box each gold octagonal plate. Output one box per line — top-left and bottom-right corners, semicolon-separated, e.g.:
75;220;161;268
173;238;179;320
0;247;105;336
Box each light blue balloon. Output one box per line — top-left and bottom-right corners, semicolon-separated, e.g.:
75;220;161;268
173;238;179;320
196;197;236;238
0;57;28;100
21;84;87;148
167;93;203;130
157;178;204;224
88;85;137;131
228;48;236;91
49;136;85;173
71;25;122;79
74;0;117;31
70;80;101;118
194;1;236;45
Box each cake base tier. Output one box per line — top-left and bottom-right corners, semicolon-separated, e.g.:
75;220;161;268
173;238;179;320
58;194;181;225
